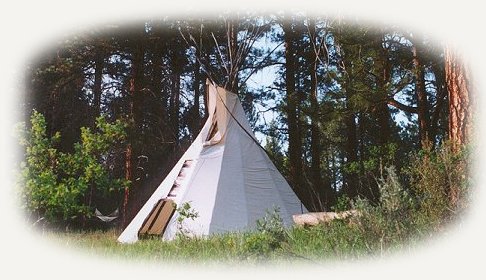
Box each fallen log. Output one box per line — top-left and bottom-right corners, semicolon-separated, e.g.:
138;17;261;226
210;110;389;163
292;210;360;226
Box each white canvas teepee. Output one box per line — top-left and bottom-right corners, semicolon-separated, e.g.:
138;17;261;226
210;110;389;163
118;81;306;243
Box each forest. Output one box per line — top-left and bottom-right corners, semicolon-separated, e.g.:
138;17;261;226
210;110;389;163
18;13;472;256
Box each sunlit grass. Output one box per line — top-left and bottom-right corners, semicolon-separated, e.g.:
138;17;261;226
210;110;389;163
45;221;426;265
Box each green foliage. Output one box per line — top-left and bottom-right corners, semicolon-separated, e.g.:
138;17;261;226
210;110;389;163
287;220;370;259
350;143;470;249
241;232;278;259
377;167;414;215
17;110;129;225
17;111;62;221
175;201;199;237
344;143;399;176
353;167;417;248
332;194;352;212
242;207;287;257
255;207;285;239
407;143;470;229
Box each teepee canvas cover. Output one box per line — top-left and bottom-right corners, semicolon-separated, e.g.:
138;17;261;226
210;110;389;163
118;81;306;243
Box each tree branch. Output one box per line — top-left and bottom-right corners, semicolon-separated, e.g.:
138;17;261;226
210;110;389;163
387;98;418;113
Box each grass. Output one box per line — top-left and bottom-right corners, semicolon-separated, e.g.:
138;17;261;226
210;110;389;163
43;220;428;265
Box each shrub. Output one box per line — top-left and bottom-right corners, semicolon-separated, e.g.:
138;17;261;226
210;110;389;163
175;201;199;238
242;207;287;257
353;167;416;250
407;143;470;230
352;142;471;251
332;194;352;212
17;110;129;227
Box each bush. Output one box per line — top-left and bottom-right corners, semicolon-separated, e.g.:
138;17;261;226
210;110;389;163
17;110;129;227
407;143;470;230
352;166;416;250
332;194;352;212
352;142;471;251
242;207;287;258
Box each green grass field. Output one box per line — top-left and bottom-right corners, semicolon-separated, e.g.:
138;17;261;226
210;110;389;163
44;220;428;265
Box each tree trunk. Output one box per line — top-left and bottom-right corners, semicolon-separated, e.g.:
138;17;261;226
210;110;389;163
412;43;431;148
131;42;145;131
356;113;379;203
309;26;322;197
357;113;366;197
122;143;132;226
445;47;472;151
88;49;104;210
152;30;166;122
343;111;359;199
191;44;201;137
429;60;447;145
335;25;361;201
374;34;391;145
93;51;104;118
283;19;304;203
308;19;333;210
203;52;210;119
170;50;181;148
170;75;180;146
122;29;145;227
375;103;391;144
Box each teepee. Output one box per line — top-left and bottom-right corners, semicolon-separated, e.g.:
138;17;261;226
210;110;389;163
118;80;306;243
